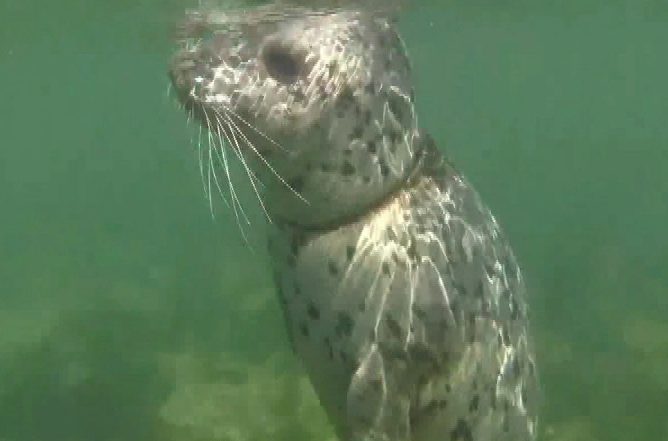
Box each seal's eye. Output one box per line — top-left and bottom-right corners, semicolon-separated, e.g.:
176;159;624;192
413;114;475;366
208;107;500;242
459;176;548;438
262;43;302;85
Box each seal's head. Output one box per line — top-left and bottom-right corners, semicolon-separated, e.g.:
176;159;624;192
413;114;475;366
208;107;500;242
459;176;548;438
170;5;419;227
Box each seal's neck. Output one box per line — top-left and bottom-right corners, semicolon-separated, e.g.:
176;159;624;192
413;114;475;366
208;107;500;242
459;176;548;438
265;130;442;231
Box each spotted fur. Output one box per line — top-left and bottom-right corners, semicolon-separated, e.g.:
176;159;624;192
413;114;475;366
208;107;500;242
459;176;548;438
169;4;538;441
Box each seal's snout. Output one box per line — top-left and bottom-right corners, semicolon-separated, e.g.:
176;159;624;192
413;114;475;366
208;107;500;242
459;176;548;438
169;49;211;106
169;53;195;91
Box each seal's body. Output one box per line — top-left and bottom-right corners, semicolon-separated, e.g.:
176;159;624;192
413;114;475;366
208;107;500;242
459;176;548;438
169;5;538;441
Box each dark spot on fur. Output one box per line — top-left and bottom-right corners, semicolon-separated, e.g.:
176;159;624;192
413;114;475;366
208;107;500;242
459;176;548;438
450;299;459;318
474;281;485;299
412;304;426;320
336;312;354;338
292;89;306;103
454;283;467;297
388;134;398;153
338;86;354;107
288;176;305;193
325;337;334;359
341;161;356;176
408;343;438;367
308;303;320;320
407;241;419;261
276;284;287;306
385;314;402;339
379;159;390;178
328;260;339;276
363;109;372;125
388;94;405;121
367;140;377;154
328;61;337;76
346;245;356;261
381;261;391;276
510;298;520;320
469;394;480;413
512;357;521;378
299;322;309;337
389;130;401;145
424;400;437;415
391;251;399;263
383;345;408;362
489;385;498;409
501;328;510;346
350;125;364;140
450;419;473;441
521;385;528;405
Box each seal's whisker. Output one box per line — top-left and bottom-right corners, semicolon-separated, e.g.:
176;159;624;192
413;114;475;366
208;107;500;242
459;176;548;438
205;139;215;216
196;123;211;203
222;107;309;205
198;107;215;214
212;108;273;223
200;108;233;211
215;134;251;231
208;110;254;240
217;113;264;192
210;108;263;187
225;119;273;223
222;103;288;154
203;107;250;235
202;109;220;217
164;82;174;104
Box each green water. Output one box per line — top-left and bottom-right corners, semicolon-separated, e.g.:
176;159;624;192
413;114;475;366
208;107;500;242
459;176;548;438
1;1;666;440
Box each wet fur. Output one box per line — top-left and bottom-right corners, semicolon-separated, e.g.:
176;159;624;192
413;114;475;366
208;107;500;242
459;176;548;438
169;4;538;441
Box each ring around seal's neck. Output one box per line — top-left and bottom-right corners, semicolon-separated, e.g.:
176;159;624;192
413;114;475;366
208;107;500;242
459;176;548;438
170;6;420;229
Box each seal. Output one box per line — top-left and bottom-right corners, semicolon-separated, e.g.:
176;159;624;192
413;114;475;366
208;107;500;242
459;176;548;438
169;4;539;441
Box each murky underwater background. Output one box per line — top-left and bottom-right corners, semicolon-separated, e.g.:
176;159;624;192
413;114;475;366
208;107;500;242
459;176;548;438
1;0;666;440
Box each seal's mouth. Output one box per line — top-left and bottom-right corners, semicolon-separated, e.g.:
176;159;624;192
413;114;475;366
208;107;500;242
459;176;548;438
168;50;209;109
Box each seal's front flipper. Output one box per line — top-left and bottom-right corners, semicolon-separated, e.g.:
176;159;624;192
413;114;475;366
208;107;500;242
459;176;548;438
346;343;411;441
